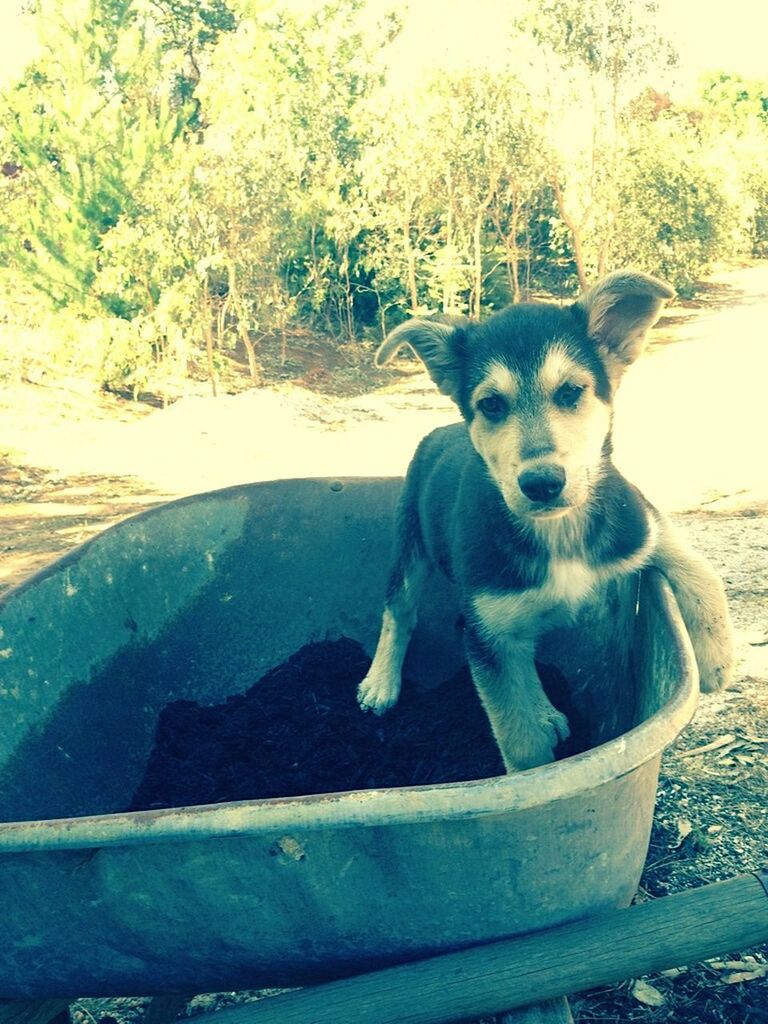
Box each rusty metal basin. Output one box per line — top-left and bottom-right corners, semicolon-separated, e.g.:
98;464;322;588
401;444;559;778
0;478;697;998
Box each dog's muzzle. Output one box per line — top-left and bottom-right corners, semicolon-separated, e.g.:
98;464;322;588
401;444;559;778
517;464;566;505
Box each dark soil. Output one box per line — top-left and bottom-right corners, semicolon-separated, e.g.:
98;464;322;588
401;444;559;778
129;638;585;811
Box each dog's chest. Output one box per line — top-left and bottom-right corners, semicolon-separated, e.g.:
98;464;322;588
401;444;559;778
545;558;596;605
472;558;597;637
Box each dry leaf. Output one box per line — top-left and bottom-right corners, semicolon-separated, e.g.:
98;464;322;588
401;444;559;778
710;959;759;970
715;740;742;759
733;753;756;765
672;818;693;849
660;966;688;979
724;966;768;984
631;979;666;1006
678;734;736;758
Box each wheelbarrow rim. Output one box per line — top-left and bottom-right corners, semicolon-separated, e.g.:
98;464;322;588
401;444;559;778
0;568;697;853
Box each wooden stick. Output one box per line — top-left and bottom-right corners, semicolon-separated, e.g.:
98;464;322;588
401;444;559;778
200;871;768;1024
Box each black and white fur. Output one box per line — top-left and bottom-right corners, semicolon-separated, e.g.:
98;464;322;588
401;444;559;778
358;270;735;771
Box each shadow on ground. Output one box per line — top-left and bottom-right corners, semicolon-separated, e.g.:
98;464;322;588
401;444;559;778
0;460;164;593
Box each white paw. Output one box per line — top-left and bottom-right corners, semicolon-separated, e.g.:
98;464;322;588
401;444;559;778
357;667;401;716
500;705;571;772
531;704;571;757
544;705;572;745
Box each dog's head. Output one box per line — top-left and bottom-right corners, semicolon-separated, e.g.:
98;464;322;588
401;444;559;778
377;270;674;521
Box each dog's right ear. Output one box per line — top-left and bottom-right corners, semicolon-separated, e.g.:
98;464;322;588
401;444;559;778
375;315;468;401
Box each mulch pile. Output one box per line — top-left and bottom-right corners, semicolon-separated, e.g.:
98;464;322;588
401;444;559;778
129;637;583;811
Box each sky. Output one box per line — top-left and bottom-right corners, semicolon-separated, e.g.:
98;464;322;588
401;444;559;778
0;0;766;92
376;0;768;96
658;0;768;87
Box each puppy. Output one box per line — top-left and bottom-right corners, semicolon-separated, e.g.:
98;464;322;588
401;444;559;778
357;270;735;771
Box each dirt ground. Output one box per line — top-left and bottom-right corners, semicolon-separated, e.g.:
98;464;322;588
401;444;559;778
2;261;767;1021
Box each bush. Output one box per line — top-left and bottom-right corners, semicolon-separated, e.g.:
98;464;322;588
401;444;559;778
612;126;741;293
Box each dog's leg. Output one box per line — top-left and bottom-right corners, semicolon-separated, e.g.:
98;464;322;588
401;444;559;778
357;558;428;715
651;514;735;692
466;627;570;771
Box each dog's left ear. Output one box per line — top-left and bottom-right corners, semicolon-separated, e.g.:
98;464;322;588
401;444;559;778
576;270;675;379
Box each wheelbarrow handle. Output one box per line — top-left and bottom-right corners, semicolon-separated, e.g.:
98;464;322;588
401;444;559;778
201;869;768;1024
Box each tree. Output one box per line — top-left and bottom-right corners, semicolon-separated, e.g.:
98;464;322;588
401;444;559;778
362;65;550;323
522;0;677;289
360;83;448;322
610;115;739;294
1;0;765;394
263;0;391;341
3;0;187;315
146;0;238;126
697;72;768;259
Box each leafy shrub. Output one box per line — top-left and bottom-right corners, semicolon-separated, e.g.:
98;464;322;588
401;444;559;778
612;126;741;294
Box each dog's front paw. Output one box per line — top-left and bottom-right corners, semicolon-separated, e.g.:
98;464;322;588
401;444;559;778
357;667;401;716
545;705;571;744
501;705;571;772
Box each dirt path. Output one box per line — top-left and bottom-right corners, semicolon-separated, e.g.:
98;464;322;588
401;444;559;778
3;262;768;506
614;261;768;513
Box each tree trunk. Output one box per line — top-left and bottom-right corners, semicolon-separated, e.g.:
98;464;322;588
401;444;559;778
240;328;259;383
598;56;622;279
470;185;496;317
491;200;522;304
202;282;217;398
217;290;231;351
551;175;589;292
471;203;488;318
406;244;418;314
227;261;259;383
403;193;419;313
442;169;455;313
340;242;355;343
508;197;522;303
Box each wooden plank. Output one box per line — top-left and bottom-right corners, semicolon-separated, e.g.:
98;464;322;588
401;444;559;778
499;997;574;1023
185;871;768;1024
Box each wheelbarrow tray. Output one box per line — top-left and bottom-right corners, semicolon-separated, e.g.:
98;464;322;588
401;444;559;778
0;478;697;998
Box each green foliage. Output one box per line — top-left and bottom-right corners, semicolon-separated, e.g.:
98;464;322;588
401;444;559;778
613;123;739;294
521;0;679;288
1;0;767;392
696;72;768;260
700;72;768;128
3;0;188;315
527;0;676;82
149;0;237;50
745;169;768;257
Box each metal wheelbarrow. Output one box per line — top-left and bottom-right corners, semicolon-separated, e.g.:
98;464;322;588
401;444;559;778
3;477;763;1024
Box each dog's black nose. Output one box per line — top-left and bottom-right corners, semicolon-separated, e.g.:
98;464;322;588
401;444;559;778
518;465;566;503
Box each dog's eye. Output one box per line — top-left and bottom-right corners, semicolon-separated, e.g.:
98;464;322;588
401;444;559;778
477;394;507;421
553;383;586;409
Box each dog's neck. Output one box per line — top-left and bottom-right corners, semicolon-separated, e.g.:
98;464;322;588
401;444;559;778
524;505;592;560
